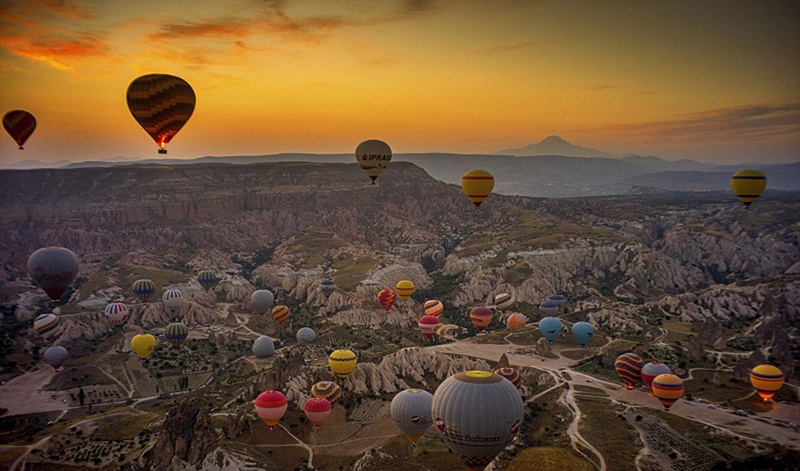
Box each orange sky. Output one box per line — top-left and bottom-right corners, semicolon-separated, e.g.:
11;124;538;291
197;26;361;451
1;0;799;164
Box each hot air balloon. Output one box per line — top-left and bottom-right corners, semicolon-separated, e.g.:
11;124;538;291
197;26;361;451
320;280;335;298
255;390;288;430
126;74;195;154
296;327;316;345
165;322;188;348
391;389;433;446
730;169;767;208
641;362;671;389
547;294;565;310
33;313;63;342
378;289;397;311
162;289;183;315
252;336;275;358
251;289;275;314
328;349;357;379
494;367;522;390
27;247;79;302
43;346;68;370
461;169;495;208
469;307;493;332
749;364;785;402
538;300;559;316
271;305;290;325
396;280;415;300
418;315;440;339
3;110;36;149
423;299;444;317
494;293;514;311
355;139;392;184
104;302;129;325
506;312;527;330
571;321;594;347
304;398;332;428
432;371;523;470
197;270;219;291
311;381;342;405
132;279;155;303
131;333;157;359
615;353;644;389
539;317;562;343
651;374;685;410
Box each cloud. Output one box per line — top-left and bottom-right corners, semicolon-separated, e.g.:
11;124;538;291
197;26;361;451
481;38;530;53
0;32;104;70
579;83;620;91
588;104;800;143
35;0;94;20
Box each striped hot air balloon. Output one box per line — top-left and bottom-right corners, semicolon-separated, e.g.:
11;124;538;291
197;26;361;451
126;74;195;154
311;381;342;405
506;312;528;330
320;279;335;298
255;390;288;430
469;306;493;332
132;279;155;303
197;270;219;291
378;289;397;311
418;315;440;339
355;139;392;184
162;289;183;314
104;302;129;325
165;322;188;348
461;169;495;207
730;169;767;208
328;349;358;379
615;353;644;389
494;367;522;390
423;299;444;317
641;362;671;389
651;374;685;410
271;305;290;325
538;300;559;316
391;389;434;446
33;313;63;342
3;110;36;149
749;364;785;402
304;398;332;428
395;280;415;300
494;293;514;311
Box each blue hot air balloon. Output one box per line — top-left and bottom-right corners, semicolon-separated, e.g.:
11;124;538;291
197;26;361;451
571;321;594;347
539;316;562;343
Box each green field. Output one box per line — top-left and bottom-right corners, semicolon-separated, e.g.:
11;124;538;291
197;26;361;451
576;396;639;471
507;447;594;471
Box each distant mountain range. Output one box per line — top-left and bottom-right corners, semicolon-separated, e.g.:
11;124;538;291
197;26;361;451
2;136;798;197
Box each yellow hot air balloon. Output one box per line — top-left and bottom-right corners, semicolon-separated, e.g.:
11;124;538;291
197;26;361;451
749;364;784;402
730;169;767;207
395;280;415;300
328;349;357;379
131;333;157;359
461;169;495;207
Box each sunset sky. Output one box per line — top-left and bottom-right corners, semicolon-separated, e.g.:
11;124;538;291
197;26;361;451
1;0;798;164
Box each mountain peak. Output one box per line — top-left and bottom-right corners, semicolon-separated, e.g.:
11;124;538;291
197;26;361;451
495;135;614;158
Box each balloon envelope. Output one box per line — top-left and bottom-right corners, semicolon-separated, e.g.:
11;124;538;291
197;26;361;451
469;307;493;331
615;353;644;389
506;312;528;330
251;289;274;314
311;381;342;405
651;374;685;410
494;367;522;390
165;322;188;348
547;294;565;308
27;247;79;301
418;315;440;339
328;349;357;379
749;364;784;402
162;289;183;310
197;270;219;291
641;362;671;389
253;336;275;358
304;398;332;428
3;110;36;149
131;334;157;359
391;389;434;445
320;280;335;297
395;280;415;300
271;305;290;325
423;299;444;317
355;139;392;183
132;279;155;303
432;371;523;470
296;327;316;345
378;289;397;311
538;301;559;316
34;313;63;342
43;346;68;370
126;74;195;154
730;169;767;207
539;317;562;343
104;302;129;325
461;169;495;207
255;390;288;429
571;321;594;346
494;293;514;311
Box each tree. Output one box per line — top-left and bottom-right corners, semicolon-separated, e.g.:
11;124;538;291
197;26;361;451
78;387;85;407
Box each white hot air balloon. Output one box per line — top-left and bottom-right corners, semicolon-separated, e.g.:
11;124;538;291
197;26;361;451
391;389;434;446
251;289;275;315
252;336;275;358
296;327;316;345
